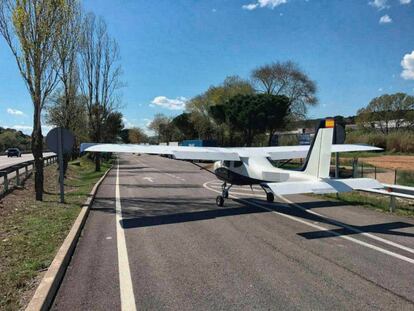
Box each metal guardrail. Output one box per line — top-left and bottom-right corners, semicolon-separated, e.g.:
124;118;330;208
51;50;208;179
0;155;58;196
359;183;414;212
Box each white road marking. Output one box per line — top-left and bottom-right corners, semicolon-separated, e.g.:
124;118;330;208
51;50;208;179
203;181;414;265
116;161;137;311
143;176;154;183
279;194;414;255
136;158;186;182
207;181;414;255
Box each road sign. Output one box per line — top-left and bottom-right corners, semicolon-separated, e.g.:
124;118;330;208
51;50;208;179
46;128;75;203
46;127;75;154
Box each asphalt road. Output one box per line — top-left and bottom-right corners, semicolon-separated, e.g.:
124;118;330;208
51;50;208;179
52;154;414;310
0;152;55;170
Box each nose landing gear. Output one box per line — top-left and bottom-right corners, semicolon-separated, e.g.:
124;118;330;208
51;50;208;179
216;182;232;207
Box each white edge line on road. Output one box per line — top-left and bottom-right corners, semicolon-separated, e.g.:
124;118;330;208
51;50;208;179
116;160;137;311
207;181;414;255
279;194;414;255
203;181;414;265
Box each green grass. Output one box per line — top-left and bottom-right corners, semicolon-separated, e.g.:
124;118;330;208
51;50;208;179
0;156;112;311
397;170;414;187
323;192;414;217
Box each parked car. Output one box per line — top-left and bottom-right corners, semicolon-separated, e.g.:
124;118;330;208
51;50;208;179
6;148;22;157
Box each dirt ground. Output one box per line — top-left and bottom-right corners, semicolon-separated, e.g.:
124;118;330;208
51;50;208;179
360;155;414;171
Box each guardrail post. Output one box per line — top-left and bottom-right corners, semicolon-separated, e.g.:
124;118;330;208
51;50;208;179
394;169;397;185
352;158;357;178
389;196;396;213
16;168;20;186
374;166;377;179
3;174;8;193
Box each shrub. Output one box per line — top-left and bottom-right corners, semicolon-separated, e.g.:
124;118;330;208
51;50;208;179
346;129;414;153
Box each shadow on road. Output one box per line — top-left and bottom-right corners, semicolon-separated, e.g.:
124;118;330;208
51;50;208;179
91;195;414;240
239;198;414;240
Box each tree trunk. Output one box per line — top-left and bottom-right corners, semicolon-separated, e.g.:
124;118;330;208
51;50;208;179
95;152;101;172
95;113;101;172
267;130;274;146
32;104;44;201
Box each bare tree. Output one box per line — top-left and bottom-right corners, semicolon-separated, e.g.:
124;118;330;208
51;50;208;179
79;12;122;171
251;61;318;120
148;113;171;144
55;0;81;129
128;127;148;144
0;0;67;200
45;92;88;157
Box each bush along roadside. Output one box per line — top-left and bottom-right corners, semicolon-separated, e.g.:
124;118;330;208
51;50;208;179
0;156;112;311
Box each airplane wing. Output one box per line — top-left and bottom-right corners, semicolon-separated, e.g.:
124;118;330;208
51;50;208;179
262;178;383;196
81;143;382;161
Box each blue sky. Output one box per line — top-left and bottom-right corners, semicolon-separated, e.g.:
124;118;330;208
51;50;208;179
1;0;413;134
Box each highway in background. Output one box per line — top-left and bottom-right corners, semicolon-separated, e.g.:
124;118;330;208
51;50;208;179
52;154;414;310
0;153;55;170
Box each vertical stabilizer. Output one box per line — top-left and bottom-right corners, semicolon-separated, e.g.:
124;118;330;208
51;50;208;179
303;119;334;178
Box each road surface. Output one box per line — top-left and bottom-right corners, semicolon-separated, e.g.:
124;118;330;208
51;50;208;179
52;154;414;310
0;152;55;170
0;153;55;185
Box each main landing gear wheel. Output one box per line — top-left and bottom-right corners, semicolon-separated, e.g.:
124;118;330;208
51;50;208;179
266;192;274;203
216;195;224;207
216;182;232;207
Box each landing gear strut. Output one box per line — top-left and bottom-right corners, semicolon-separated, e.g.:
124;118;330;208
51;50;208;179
266;192;274;203
216;182;232;207
261;184;275;203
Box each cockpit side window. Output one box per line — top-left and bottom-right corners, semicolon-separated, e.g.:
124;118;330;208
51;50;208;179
233;161;243;168
223;161;231;167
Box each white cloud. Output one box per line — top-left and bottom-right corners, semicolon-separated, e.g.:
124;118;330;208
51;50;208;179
379;14;392;24
369;0;389;10
151;96;187;110
7;108;25;116
11;125;32;134
122;117;135;129
142;118;152;127
242;3;259;10
400;0;411;4
242;0;287;10
401;50;414;80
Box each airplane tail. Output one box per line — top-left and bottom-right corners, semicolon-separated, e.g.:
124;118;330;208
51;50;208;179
302;119;335;179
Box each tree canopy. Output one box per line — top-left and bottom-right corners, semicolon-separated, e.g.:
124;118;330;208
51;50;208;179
251;61;318;120
210;94;290;146
356;93;414;134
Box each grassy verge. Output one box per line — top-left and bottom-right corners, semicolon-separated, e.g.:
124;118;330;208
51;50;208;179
322;192;414;217
0;156;112;311
397;171;414;187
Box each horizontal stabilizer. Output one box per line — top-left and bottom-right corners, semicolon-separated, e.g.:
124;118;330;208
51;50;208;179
263;178;383;196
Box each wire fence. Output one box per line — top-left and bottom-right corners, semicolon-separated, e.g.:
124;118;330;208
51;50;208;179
335;158;414;187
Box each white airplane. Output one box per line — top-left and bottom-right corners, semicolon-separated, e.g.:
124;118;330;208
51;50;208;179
81;119;383;207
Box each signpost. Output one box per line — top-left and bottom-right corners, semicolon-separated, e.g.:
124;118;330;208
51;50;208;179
46;128;75;203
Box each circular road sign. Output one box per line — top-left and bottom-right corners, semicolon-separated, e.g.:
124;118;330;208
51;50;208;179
46;127;75;154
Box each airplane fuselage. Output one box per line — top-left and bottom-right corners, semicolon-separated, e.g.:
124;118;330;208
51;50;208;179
213;157;315;186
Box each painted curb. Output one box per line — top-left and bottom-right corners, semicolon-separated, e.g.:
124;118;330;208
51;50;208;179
25;165;113;311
